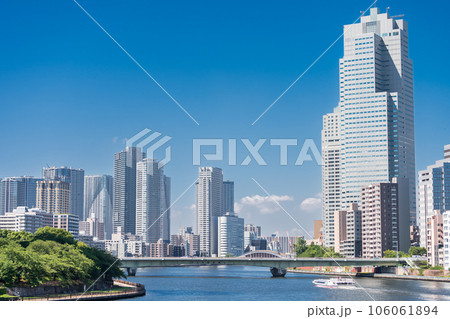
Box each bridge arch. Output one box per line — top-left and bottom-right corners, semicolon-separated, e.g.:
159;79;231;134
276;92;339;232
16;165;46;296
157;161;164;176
239;250;286;259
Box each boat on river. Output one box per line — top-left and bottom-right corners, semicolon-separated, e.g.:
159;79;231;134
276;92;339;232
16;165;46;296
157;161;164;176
312;277;356;288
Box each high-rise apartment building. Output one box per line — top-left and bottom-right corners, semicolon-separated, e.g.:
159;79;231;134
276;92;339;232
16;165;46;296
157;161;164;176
0;177;25;215
218;212;244;257
322;7;416;247
443;211;450;270
361;181;410;258
113;147;144;235
322;106;342;247
84;175;113;239
0;176;43;215
23;176;43;209
160;175;171;243
334;203;362;258
36;180;71;214
418;145;450;247
426;212;444;267
222;180;234;214
43;167;85;220
196;167;223;256
136;158;170;244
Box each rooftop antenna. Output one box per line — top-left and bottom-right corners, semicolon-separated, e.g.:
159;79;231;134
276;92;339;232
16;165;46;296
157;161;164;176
386;6;390;15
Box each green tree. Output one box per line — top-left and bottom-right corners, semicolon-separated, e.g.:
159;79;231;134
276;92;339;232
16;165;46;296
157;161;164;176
27;240;95;286
383;250;397;258
409;246;426;256
294;238;307;256
0;230;33;248
429;265;444;270
33;227;75;245
0;227;124;288
77;243;124;281
295;241;343;258
0;244;47;287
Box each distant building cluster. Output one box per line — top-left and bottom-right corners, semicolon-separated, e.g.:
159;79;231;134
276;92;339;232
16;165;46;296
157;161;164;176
417;145;450;268
0;154;270;259
195;167;244;257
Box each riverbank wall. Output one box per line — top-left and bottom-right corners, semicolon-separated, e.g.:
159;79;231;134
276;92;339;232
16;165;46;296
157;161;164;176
288;266;450;282
7;279;145;301
8;280;111;298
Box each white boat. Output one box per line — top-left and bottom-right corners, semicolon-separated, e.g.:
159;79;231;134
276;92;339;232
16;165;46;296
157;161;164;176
312;277;356;288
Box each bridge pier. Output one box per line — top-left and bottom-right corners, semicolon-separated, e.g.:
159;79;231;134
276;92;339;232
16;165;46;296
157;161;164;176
270;268;287;277
126;267;137;276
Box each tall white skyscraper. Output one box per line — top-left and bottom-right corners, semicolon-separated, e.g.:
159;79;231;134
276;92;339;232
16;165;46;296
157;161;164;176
196;167;223;256
113;146;144;235
136;159;161;244
322;106;342;247
135;158;171;244
322;7;416;247
418;145;450;247
84;175;113;239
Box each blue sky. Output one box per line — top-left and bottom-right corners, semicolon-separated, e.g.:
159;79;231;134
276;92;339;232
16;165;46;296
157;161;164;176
1;0;449;237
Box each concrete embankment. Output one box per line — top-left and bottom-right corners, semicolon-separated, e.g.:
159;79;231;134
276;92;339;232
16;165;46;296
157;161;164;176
20;279;145;301
288;269;360;277
372;273;450;282
288;269;450;282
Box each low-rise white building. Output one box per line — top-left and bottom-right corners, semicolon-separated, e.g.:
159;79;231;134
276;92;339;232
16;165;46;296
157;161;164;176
0;206;53;233
105;231;146;257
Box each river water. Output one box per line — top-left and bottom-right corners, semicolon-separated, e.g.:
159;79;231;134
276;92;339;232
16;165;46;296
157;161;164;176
125;266;450;301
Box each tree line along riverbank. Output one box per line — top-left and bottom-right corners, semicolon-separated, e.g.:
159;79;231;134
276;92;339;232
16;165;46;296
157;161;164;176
0;227;129;299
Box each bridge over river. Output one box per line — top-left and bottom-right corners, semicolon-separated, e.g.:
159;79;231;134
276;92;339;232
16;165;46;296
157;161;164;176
120;251;409;277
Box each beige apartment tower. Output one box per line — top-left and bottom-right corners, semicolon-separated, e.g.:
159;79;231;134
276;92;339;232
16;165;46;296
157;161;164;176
36;180;70;214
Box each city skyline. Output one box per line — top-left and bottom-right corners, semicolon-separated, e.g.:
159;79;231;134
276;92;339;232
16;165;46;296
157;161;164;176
1;0;450;237
3;1;450;308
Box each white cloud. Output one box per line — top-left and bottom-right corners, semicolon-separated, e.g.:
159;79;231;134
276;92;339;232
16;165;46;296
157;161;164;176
235;194;293;215
299;196;322;212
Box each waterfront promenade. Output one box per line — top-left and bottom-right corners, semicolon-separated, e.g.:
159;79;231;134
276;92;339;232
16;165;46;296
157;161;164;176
18;280;145;301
